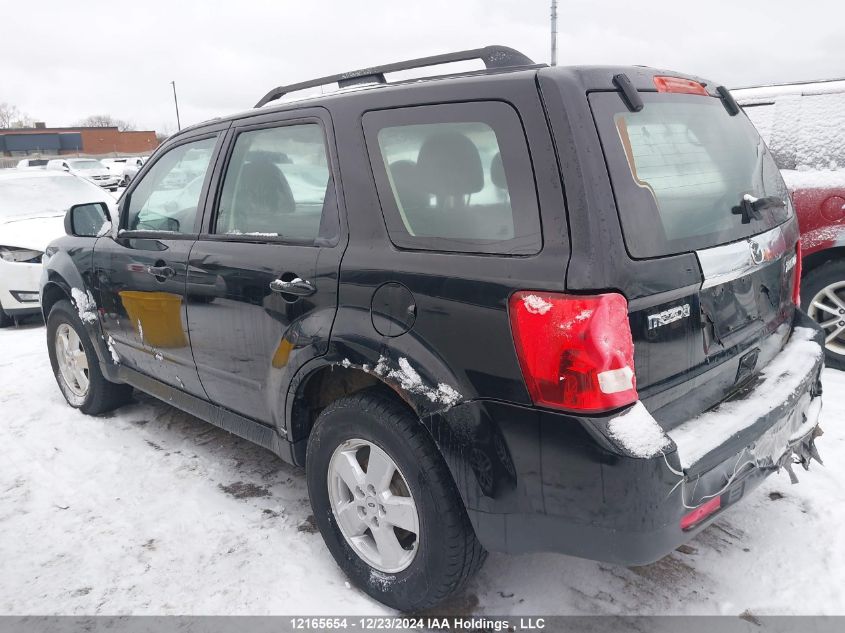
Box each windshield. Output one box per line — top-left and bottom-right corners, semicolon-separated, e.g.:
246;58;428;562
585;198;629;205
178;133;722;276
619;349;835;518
0;174;105;220
591;92;790;257
68;159;105;170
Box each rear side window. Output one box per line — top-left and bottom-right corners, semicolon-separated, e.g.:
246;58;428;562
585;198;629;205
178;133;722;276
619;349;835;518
363;102;541;255
591;92;790;257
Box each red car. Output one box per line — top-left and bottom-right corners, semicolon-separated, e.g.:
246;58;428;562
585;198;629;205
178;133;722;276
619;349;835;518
735;79;845;368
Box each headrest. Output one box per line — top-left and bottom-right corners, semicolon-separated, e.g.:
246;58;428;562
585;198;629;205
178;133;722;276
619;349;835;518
490;152;507;189
389;160;428;210
416;132;483;196
238;159;295;214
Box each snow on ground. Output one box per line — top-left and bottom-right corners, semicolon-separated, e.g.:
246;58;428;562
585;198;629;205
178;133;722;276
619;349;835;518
1;322;844;616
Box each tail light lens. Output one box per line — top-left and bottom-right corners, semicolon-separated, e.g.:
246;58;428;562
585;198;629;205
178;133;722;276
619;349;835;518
508;292;638;413
792;241;802;306
653;76;709;96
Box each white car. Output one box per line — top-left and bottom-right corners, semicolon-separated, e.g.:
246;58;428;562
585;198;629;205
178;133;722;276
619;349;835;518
101;156;147;185
0;171;114;327
46;158;121;191
100;157;130;178
121;156;147;185
16;158;50;170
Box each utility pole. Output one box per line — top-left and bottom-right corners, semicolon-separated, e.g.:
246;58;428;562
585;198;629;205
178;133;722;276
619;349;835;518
550;0;558;67
170;80;181;131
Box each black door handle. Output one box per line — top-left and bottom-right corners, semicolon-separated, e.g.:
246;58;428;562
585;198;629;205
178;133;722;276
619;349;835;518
270;277;315;296
147;265;175;279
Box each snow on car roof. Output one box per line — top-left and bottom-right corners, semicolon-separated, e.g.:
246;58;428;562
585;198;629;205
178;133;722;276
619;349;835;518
781;168;845;191
732;81;845;172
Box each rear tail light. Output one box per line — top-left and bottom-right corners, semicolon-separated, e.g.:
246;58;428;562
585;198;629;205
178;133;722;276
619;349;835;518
680;496;722;530
792;241;802;306
508;292;638;413
653;76;709;96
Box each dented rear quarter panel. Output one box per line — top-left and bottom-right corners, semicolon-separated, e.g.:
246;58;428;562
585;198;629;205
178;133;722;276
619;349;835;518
315;69;572;405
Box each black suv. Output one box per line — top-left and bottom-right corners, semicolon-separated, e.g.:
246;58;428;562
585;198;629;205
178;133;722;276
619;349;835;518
41;46;825;611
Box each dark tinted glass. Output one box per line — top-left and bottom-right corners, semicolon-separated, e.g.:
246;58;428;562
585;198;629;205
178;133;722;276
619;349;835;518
364;102;541;255
215;123;337;244
591;92;791;258
126;136;217;233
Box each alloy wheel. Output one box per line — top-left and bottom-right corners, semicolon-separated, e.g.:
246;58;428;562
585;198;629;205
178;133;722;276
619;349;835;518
55;323;90;398
327;438;420;573
807;280;845;356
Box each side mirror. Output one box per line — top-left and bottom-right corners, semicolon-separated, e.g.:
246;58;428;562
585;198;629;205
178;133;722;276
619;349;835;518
65;202;112;237
63;164;70;171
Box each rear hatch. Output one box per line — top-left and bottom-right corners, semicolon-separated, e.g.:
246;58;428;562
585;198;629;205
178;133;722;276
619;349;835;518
588;81;800;427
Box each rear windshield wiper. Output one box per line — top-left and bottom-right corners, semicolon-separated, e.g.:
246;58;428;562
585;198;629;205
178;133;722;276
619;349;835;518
732;194;785;224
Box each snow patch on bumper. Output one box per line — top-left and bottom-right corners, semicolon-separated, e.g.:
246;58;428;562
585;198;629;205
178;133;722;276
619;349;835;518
607;401;672;458
669;327;823;469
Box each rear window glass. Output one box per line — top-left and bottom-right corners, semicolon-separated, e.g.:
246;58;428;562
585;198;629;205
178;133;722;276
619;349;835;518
591;92;790;257
363;102;541;255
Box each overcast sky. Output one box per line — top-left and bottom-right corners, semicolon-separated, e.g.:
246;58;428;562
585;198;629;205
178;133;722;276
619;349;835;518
2;0;843;134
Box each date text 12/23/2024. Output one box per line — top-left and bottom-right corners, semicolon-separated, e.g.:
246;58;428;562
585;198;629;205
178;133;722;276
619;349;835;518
289;617;546;630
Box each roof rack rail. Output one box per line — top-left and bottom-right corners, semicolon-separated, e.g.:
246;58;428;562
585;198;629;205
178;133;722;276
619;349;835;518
254;45;538;108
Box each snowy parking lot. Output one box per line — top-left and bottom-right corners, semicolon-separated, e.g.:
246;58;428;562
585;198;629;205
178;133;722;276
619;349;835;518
1;321;843;616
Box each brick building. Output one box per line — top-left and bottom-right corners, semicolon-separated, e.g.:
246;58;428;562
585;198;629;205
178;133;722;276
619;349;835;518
0;124;159;157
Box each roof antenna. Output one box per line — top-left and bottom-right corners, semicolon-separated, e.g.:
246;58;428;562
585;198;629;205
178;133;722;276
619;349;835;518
550;0;558;66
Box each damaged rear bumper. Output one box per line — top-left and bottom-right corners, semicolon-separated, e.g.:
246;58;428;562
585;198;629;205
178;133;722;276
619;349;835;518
445;310;825;564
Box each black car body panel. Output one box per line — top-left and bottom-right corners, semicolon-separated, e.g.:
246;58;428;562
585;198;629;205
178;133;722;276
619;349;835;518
41;54;825;567
454;310;823;562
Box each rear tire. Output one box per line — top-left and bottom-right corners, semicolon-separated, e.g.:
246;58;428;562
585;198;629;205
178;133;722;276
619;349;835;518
802;259;845;370
47;299;133;414
306;390;486;611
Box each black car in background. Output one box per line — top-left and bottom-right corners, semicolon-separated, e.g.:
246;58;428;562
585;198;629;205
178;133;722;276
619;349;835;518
40;46;825;611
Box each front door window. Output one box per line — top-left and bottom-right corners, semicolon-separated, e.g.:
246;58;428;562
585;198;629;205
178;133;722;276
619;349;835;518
126;136;217;233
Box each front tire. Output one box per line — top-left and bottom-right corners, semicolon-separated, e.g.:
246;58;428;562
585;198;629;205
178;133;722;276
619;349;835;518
802;259;845;370
47;299;133;414
306;391;486;611
0;306;11;328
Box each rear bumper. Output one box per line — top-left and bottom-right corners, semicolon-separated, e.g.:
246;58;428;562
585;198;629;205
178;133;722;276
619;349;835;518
438;310;824;564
